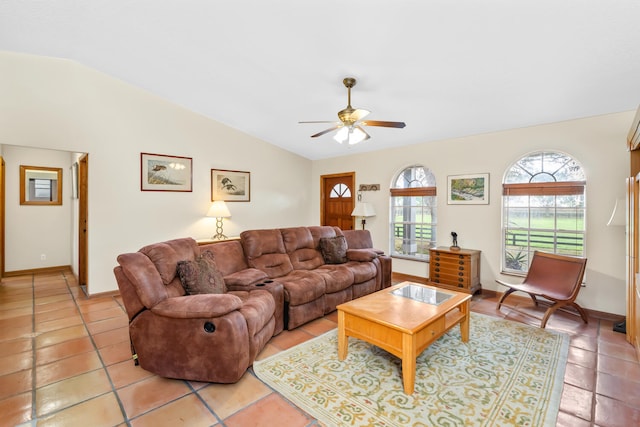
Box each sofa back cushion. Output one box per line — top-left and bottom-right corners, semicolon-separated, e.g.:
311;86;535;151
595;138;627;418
341;229;374;249
139;238;199;285
199;240;248;276
241;229;293;278
281;227;325;270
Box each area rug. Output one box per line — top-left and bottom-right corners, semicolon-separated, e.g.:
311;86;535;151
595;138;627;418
253;313;569;427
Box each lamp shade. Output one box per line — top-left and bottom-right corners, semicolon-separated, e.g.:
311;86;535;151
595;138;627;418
206;200;231;218
351;202;376;217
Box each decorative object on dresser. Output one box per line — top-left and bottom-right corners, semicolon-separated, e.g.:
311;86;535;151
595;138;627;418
429;247;481;294
450;231;460;251
206;200;231;240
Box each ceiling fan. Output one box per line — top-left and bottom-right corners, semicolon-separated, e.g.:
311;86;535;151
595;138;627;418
300;77;406;145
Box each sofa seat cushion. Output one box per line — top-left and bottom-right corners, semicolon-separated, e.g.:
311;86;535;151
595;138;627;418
223;268;269;287
314;264;354;293
278;270;326;305
230;289;276;337
177;250;226;295
344;261;377;283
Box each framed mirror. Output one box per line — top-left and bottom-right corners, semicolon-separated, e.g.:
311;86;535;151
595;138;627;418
20;165;63;205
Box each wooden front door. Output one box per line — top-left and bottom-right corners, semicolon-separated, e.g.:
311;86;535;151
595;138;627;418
321;172;355;230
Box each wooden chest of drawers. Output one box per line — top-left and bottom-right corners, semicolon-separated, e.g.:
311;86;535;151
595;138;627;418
429;247;481;294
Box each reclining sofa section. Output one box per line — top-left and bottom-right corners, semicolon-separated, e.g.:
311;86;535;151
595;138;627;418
114;226;390;383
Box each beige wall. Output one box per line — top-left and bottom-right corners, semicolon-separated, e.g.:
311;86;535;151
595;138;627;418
312;112;632;315
0;51;632;315
0;52;313;294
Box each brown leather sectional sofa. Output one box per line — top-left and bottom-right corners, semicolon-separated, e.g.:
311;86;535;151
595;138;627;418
114;226;391;383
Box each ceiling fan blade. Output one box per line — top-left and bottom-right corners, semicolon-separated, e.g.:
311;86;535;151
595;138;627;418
351;109;370;122
361;120;406;128
357;126;371;141
311;125;342;138
299;120;337;124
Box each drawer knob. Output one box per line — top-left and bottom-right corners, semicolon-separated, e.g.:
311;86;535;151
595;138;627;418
458;272;464;277
459;260;464;265
435;268;440;272
459;266;464;271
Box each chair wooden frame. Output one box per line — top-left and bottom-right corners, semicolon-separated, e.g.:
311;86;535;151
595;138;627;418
496;251;588;328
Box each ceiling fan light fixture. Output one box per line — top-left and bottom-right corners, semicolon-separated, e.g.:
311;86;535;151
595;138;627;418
333;126;368;145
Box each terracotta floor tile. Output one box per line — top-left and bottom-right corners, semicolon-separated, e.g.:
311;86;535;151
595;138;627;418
299;318;336;336
34;299;76;314
0;306;32;320
77;299;120;313
99;340;132;366
0;369;32;400
86;316;129;335
564;362;596;391
197;372;271;419
0;350;33;376
559;383;593;421
82;307;127;323
36;350;103;387
568;346;598;370
556;410;591;427
0;313;31;330
570;333;598;353
35;294;72;306
224;392;312;427
36;307;80;323
0;337;32;358
36;369;112;417
35;336;95;366
596;372;640;408
107;360;155;389
129;393;218;427
254;342;281;361
37;392;125;427
0;323;32;342
36;314;84;333
268;328;315;350
35;325;88;349
595;394;640;427
117;375;191;419
0;391;32;426
599;340;638;363
92;326;129;349
598;353;640;382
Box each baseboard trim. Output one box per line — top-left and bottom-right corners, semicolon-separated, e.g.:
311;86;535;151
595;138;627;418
3;265;73;277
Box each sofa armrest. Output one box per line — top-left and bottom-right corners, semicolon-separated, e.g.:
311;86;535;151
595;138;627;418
223;268;269;287
346;248;378;262
150;294;243;319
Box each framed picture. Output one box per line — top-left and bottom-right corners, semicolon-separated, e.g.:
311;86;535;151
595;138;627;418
447;173;489;205
141;152;193;192
211;169;250;202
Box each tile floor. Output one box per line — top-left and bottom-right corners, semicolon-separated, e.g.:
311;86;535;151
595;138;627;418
1;271;639;426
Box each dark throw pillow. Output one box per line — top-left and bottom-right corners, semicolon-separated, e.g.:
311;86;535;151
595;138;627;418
177;250;227;295
319;236;348;264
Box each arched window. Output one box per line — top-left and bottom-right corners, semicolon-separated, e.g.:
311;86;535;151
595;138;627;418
330;183;351;198
502;151;586;274
390;165;437;260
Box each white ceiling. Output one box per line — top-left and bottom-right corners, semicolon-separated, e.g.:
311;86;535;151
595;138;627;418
2;1;640;160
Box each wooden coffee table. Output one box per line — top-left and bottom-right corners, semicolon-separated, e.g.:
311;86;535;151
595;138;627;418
337;281;471;394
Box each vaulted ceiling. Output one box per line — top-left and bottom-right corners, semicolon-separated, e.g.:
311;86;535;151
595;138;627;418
2;1;639;160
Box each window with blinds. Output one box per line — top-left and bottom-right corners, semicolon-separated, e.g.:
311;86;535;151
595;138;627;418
502;151;586;274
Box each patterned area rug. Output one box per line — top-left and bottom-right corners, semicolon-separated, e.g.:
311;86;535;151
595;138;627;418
253;313;569;427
